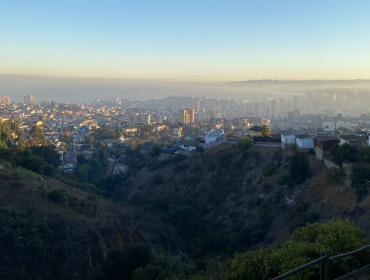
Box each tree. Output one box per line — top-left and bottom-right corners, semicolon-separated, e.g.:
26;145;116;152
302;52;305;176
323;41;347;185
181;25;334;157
289;150;309;185
236;137;252;153
260;124;271;137
43;165;56;177
330;143;357;166
77;164;89;183
77;155;88;165
130;138;143;153
28;126;47;146
84;135;94;144
59;133;71;145
47;190;65;203
150;144;162;158
221;220;368;280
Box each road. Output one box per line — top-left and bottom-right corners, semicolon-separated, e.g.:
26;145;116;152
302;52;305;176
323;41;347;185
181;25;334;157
65;147;77;164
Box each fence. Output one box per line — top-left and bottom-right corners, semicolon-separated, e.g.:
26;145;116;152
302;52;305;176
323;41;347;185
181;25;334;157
16;166;43;179
0;158;12;168
263;245;370;280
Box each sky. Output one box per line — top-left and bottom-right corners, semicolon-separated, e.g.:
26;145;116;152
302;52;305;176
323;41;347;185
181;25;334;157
1;1;370;81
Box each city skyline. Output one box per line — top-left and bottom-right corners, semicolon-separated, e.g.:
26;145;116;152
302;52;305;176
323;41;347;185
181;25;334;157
2;1;370;81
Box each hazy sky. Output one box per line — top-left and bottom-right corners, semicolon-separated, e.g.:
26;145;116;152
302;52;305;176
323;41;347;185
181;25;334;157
1;1;370;81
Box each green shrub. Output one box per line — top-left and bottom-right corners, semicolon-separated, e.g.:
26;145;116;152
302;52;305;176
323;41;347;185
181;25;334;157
236;137;252;153
277;174;289;185
289;150;309;185
262;162;277;177
47;190;65;203
326;167;343;181
222;219;369;280
151;174;164;185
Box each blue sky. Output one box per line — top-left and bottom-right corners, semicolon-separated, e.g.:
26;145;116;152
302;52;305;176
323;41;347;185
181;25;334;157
1;0;370;80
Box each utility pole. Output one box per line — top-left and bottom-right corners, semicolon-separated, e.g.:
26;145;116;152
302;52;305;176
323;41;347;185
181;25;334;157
244;119;247;137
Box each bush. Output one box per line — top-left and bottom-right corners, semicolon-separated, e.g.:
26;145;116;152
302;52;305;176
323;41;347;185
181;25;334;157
47;190;65;203
236;137;252;153
151;174;164;185
327;167;343;181
277;174;289;185
289;150;309;185
262;162;277;177
222;220;369;280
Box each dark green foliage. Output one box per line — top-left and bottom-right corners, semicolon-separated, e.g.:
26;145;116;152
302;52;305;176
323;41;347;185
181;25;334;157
208;163;217;172
307;148;316;155
330;143;357;166
172;154;187;164
173;163;189;173
108;243;153;280
242;151;249;159
76;154;88;165
43;165;56;177
132;265;159;280
262;162;277;177
91;124;118;141
289;150;309;185
326;167;343;181
30;146;61;167
59;133;71;145
0;206;51;249
277;174;289;185
149;144;162;158
151;174;164;185
236;137;252;153
222;220;369;280
28;125;47;146
196;146;204;153
350;164;369;201
218;153;233;168
47;190;65;203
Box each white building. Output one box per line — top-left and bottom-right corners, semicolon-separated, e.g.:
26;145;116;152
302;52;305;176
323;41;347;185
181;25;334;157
295;134;315;151
205;129;224;144
281;131;295;149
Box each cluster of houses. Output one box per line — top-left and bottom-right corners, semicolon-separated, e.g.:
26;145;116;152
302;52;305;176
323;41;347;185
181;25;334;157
281;131;367;160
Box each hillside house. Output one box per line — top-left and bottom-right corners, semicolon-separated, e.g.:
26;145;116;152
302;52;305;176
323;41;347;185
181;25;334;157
281;131;295;149
247;126;262;137
159;148;179;159
339;134;366;148
295;134;314;151
179;140;198;151
205;129;224;144
315;136;339;161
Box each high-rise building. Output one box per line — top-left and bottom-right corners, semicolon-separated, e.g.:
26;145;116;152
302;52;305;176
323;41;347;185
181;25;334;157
199;110;221;121
179;108;195;124
24;94;35;104
0;96;10;104
269;100;279;119
293;109;300;120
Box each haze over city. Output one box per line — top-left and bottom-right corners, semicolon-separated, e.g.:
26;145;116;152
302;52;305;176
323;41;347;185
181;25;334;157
3;2;370;280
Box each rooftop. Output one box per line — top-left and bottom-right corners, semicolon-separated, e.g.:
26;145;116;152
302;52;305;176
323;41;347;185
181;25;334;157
340;134;365;141
281;131;294;136
248;126;262;132
315;136;339;142
295;133;312;139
